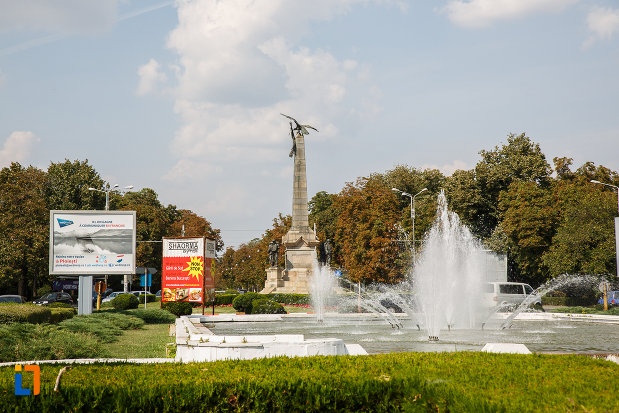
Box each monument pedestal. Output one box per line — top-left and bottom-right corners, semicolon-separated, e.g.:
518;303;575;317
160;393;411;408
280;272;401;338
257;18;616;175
261;267;284;294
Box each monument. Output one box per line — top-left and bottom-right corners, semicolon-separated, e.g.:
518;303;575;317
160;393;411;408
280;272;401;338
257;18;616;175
261;114;320;294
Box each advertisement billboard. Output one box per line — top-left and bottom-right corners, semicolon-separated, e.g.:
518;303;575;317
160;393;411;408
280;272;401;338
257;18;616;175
49;210;136;275
161;237;216;303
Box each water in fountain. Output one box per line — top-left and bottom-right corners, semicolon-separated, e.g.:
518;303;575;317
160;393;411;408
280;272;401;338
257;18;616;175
500;273;606;329
411;190;488;339
310;254;338;322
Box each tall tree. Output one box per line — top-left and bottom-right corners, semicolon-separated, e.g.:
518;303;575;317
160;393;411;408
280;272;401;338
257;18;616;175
334;175;403;284
0;163;49;297
169;209;224;253
46;159;104;210
542;182;617;278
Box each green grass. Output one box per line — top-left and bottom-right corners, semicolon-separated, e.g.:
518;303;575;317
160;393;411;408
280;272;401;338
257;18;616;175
104;323;172;358
548;306;619;315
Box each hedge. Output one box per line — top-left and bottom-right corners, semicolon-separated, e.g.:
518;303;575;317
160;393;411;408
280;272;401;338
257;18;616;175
138;294;157;304
162;302;193;317
251;299;286;314
265;293;310;305
541;296;598;306
214;294;238;306
0;303;52;324
0;353;616;411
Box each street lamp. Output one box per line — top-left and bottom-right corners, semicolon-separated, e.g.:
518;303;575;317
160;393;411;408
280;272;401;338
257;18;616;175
88;183;134;211
590;180;619;214
88;182;134;291
590;179;619;289
392;187;428;263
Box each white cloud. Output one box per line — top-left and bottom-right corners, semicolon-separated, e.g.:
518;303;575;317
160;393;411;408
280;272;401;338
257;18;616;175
0;0;117;34
443;0;579;28
422;160;470;176
164;0;380;173
0;131;40;168
136;58;167;96
584;7;619;47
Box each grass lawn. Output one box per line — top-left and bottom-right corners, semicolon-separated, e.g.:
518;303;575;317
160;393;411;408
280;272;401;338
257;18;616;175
104;323;172;358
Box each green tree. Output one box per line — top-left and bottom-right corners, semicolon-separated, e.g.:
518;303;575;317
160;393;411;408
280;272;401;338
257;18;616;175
0;163;49;297
118;188;180;274
46;159;104;210
498;181;559;285
542;182;617;278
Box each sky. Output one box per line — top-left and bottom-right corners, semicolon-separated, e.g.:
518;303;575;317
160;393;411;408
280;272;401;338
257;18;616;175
1;0;618;249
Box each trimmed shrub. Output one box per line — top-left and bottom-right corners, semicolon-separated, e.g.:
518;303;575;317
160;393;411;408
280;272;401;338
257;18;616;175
232;292;261;313
58;316;124;343
112;294;139;310
215;294;237;306
49;308;75;324
43;301;75;309
251;299;286;314
163;302;193;317
122;308;177;324
89;312;144;330
265;293;311;305
224;289;239;295
0;303;52;324
0;323;105;362
138;294;156;304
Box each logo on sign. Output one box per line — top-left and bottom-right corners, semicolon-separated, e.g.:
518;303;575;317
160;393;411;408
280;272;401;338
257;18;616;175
57;218;74;228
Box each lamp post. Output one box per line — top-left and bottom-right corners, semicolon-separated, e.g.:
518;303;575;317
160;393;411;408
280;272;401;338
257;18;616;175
590;180;619;214
392;187;428;263
590;180;619;287
88;182;134;291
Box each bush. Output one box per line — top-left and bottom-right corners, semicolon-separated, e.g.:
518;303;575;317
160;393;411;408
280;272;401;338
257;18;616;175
265;293;311;305
250;299;286;314
0;323;105;362
58;315;124;343
214;294;238;306
0;303;52;324
49;308;75;323
138;294;156;304
122;308;177;324
112;294;139;310
162;302;193;317
232;292;261;313
44;302;75;310
90;312;144;330
224;289;239;295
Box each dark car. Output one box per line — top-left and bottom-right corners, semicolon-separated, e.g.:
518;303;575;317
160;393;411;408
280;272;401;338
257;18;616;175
0;295;26;304
33;292;73;305
598;291;619;307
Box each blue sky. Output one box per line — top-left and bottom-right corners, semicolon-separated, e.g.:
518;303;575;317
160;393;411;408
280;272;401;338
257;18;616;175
1;0;618;248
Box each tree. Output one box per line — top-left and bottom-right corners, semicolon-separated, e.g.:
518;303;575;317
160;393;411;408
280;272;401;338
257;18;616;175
334;175;403;284
498;181;559;285
169;209;224;253
542;182;617;278
0;163;49;297
46;159;104;210
464;133;552;239
118;188;180;273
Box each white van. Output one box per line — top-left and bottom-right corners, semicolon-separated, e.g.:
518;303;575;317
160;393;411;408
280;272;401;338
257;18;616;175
485;282;542;309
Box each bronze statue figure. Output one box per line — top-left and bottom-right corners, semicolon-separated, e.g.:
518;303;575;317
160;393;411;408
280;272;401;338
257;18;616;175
268;240;279;267
281;113;318;158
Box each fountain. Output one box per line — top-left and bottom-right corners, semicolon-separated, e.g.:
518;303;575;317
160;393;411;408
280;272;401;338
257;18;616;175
309;256;337;322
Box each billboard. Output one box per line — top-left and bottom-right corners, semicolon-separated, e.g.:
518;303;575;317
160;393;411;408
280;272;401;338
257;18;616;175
49;210;136;275
161;237;216;303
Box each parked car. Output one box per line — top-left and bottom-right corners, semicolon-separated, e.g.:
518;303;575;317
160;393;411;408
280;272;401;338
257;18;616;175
0;295;27;304
484;282;542;310
33;292;73;305
155;290;161;298
102;291;130;303
598;290;619;307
